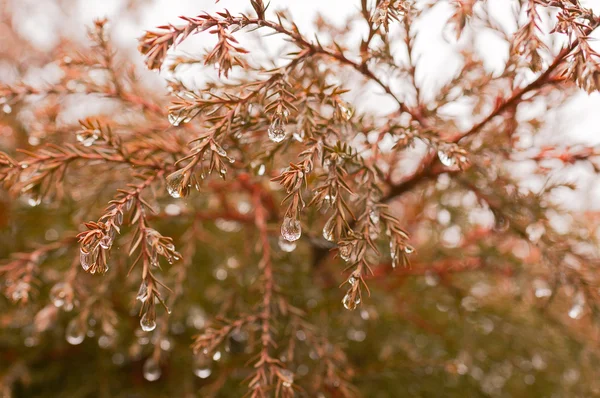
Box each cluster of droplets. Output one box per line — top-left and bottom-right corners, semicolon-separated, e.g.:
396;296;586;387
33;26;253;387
389;239;414;268
80;221;120;274
281;216;302;242
268;111;288;143
76;128;101;147
145;228;181;267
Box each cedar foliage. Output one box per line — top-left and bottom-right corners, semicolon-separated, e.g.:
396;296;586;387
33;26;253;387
2;0;600;396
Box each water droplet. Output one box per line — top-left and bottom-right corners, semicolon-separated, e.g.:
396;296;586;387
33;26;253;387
268;117;287;143
99;234;112;250
2;104;12;114
293;129;305;142
168;110;188;127
143;357;161;381
322;216;336;242
27;194;42;207
338;100;355;121
369;209;380;225
437;150;455;167
212;351;222;361
193;367;212;378
65;318;85;345
79;246;97;272
76;129;100;147
136;281;149;302
140;311;157;332
339;244;352;261
280;369;294;388
166;169;189;198
533;279;552;298
568;292;585;319
257;164;266;176
348;276;357;286
281;217;301;242
342;293;359;311
193;353;212;378
404;245;414;254
278;236;296;252
50;282;69;308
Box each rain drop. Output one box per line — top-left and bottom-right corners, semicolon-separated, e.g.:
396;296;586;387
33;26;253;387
338;244;352;261
280;369;295;388
166;169;189;199
281;217;301;242
143;357;161;381
49;282;69;308
140;311;157;332
268;117;287;143
193;353;212;378
322;216;336;242
278;236;296;252
568;292;585;319
437;150;455;167
338;100;355;121
76;129;100;147
65;319;85;345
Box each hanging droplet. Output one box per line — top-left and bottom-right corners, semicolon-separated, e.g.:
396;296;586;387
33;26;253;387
140;311;157;332
212;351;222;361
338;100;355;121
348;276;357;286
404;245;414;254
143;357;161;381
322;216;336;242
219;166;227;179
257;164;266;176
533;279;552;298
80;246;97;272
99;234;112;250
76;129;100;147
26;194;42;207
338;244;352;262
369;209;380;225
50;282;69;308
293;129;305;142
280;369;295;388
193;353;212;378
168;110;188;127
166;169;189;199
136;281;149;302
568;292;585;319
268;116;287;143
65;318;85;345
281;217;301;242
278;236;296;252
437;150;455;167
342;293;358;311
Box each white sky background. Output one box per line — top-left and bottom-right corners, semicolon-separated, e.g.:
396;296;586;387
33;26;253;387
8;0;600;208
